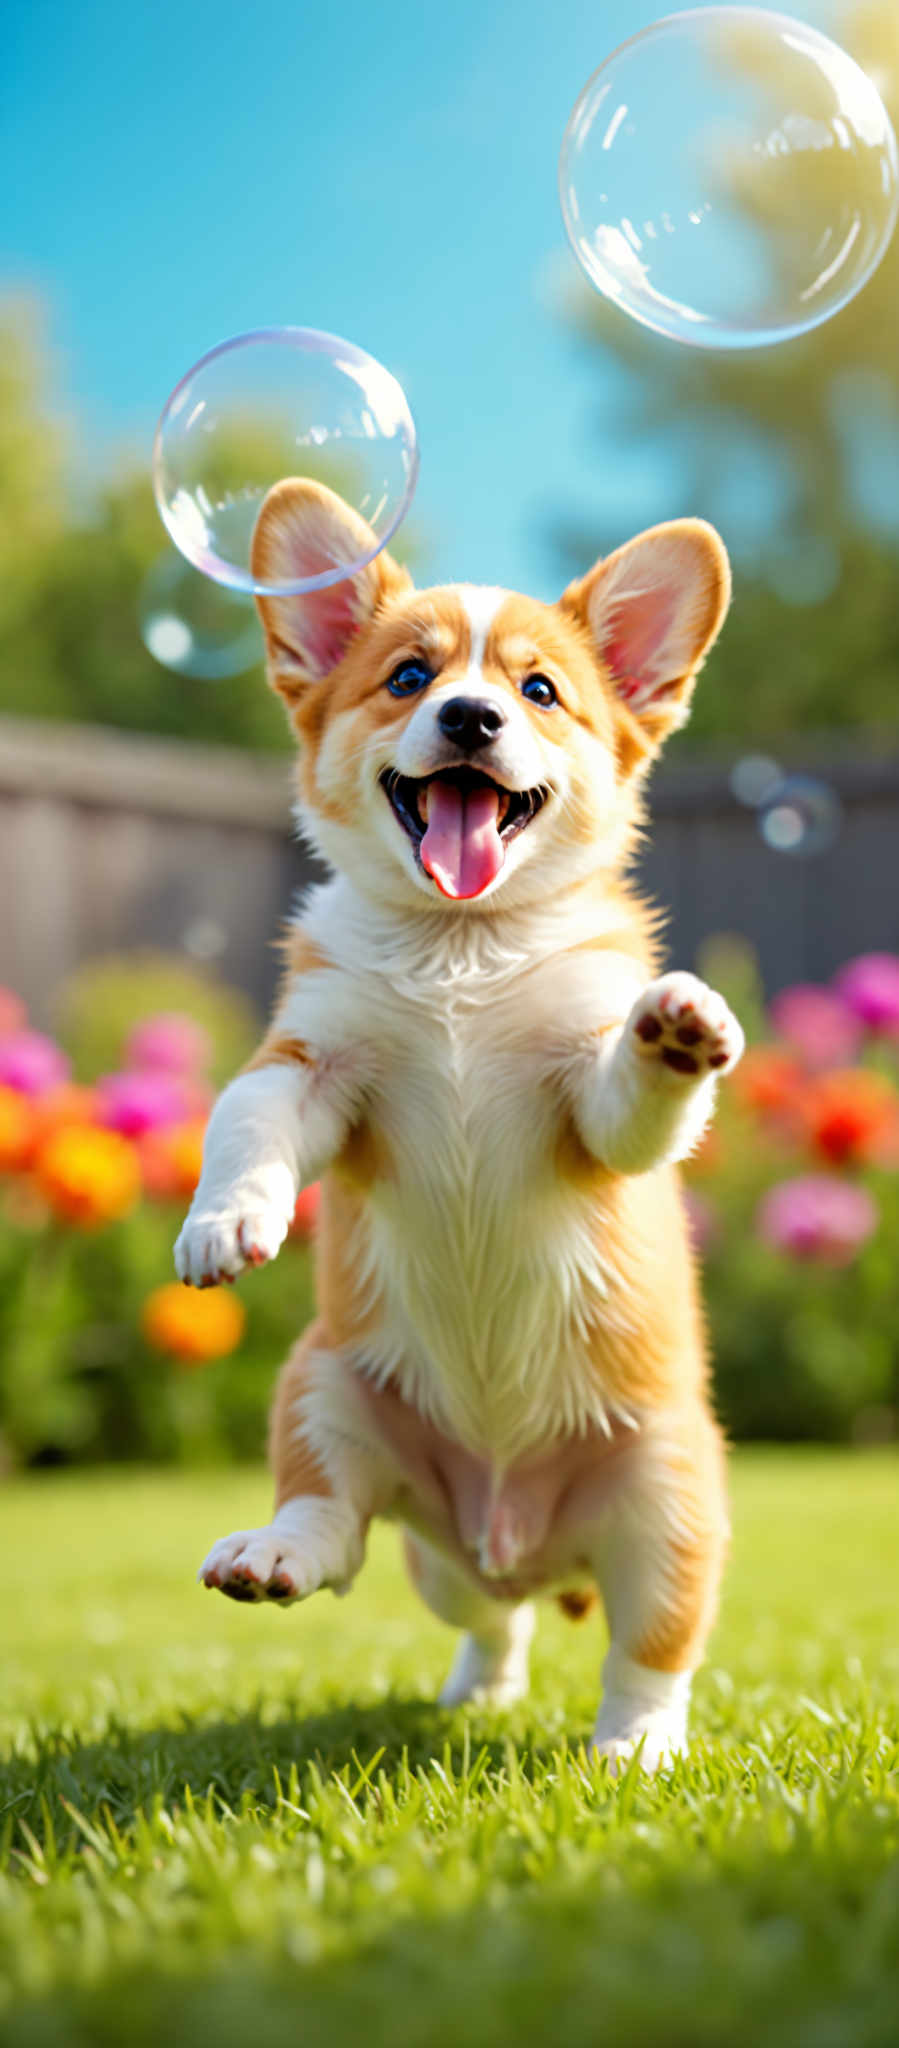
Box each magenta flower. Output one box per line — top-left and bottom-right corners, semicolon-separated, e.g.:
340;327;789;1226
97;1069;192;1137
757;1175;878;1267
835;954;899;1038
0;988;27;1040
126;1011;212;1076
0;1030;70;1097
768;983;861;1072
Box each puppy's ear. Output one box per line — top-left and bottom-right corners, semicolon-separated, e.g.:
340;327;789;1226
560;519;730;760
251;479;412;703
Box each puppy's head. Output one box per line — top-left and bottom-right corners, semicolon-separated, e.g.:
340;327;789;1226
253;481;730;910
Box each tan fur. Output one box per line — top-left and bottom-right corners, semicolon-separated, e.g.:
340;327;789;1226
631;1406;729;1672
270;1324;336;1511
245;934;334;1073
315;1175;386;1348
244;1032;314;1074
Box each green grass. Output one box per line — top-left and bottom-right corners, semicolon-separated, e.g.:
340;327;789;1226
2;1452;898;2047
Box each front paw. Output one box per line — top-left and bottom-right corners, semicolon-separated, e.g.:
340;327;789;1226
198;1501;363;1603
628;973;743;1081
174;1202;291;1287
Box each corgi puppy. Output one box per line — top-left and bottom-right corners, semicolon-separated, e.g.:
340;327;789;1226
175;480;743;1770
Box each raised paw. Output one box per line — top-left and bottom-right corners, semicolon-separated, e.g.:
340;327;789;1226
628;972;744;1081
174;1204;291;1288
198;1525;324;1605
197;1501;364;1607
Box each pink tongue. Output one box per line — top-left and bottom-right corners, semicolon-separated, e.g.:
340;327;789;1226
420;780;505;900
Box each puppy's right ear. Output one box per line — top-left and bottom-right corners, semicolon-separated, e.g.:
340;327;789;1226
251;479;411;703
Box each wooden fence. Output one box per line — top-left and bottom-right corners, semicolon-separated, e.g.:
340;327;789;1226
1;713;896;1025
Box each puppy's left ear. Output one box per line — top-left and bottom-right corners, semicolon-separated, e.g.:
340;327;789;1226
560;519;730;758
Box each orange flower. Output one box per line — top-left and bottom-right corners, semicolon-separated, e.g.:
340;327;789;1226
733;1046;805;1117
24;1085;100;1164
35;1124;141;1226
138;1118;207;1201
288;1181;321;1240
0;1084;37;1172
141;1282;246;1364
801;1069;899;1168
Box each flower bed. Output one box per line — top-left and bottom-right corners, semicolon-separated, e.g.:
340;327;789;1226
0;949;896;1465
0;975;316;1467
685;947;899;1441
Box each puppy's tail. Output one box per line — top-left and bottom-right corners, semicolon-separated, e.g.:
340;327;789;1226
557;1588;599;1622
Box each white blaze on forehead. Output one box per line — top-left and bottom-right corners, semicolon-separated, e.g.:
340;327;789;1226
391;583;547;790
455;586;510;681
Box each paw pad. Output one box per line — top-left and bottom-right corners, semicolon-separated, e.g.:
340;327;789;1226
630;973;743;1081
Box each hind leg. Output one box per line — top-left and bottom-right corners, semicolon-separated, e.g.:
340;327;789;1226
404;1532;535;1707
589;1407;728;1771
198;1322;372;1604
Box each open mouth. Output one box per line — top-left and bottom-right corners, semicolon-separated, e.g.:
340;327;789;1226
379;766;548;901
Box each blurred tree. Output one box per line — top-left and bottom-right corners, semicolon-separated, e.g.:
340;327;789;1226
548;0;899;744
3;465;289;749
0;305;288;746
0;301;68;639
0;299;418;750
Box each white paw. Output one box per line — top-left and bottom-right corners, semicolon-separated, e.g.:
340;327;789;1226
197;1500;363;1605
439;1608;535;1708
589;1707;687;1776
174;1200;291;1287
628;972;743;1082
591;1651;692;1775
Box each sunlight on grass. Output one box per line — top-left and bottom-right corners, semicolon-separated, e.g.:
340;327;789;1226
2;1451;898;2046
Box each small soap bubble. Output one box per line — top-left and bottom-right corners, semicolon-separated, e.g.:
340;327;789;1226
181;918;228;961
153;327;418;597
758;774;842;855
730;753;783;806
559;8;899;348
139;550;263;679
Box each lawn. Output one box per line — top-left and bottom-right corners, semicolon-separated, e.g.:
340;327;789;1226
2;1451;898;2047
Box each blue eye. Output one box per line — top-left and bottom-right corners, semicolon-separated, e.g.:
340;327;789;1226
521;674;557;708
386;659;433;697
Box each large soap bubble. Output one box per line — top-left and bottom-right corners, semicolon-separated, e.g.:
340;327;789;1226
559;8;898;349
153;327;419;596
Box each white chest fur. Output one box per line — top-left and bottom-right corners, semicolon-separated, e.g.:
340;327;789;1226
292;882;646;1463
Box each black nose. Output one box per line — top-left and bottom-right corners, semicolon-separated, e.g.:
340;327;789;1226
437;696;507;753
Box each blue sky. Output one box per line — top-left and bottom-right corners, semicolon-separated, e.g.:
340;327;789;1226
4;0;833;596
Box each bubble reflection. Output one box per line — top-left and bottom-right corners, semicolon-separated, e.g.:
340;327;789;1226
757;773;843;855
139;550;263;680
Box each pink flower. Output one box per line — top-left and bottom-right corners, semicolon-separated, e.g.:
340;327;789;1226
0;988;27;1039
835;954;899;1037
0;1030;70;1097
682;1188;719;1255
757;1175;878;1267
126;1012;212;1076
97;1069;192;1137
768;984;861;1072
